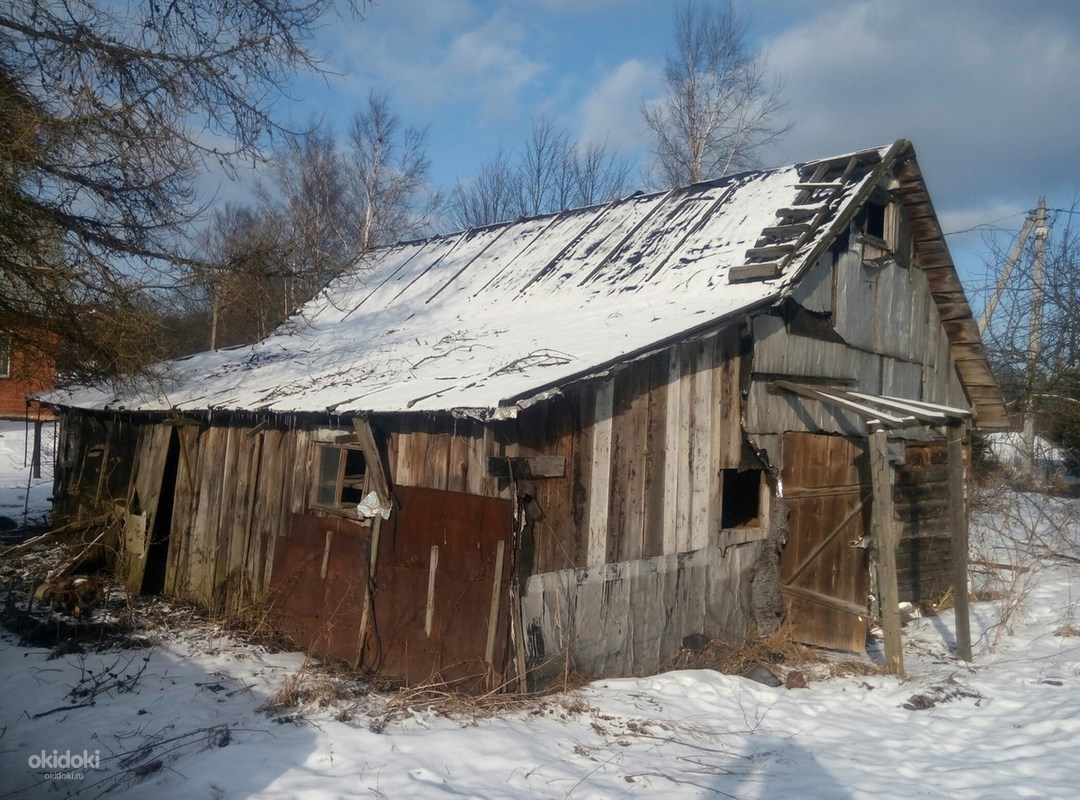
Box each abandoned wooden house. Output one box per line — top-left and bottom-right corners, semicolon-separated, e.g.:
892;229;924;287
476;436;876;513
42;139;1006;688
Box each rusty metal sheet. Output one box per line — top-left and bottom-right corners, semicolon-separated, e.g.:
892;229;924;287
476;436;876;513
368;486;513;691
269;513;371;664
268;486;513;692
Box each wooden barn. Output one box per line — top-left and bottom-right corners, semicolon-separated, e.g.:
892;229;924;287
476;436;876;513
42;140;1006;688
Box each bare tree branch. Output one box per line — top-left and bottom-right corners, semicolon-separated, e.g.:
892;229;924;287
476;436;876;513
0;0;366;383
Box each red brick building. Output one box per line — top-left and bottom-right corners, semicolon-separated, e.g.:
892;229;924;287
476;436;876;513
0;327;57;419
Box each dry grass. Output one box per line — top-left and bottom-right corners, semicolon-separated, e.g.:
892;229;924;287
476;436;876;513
667;621;826;674
364;669;596;731
264;657;368;713
664;621;887;683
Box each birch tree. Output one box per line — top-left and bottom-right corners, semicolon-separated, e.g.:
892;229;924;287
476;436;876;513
643;0;788;187
349;93;441;251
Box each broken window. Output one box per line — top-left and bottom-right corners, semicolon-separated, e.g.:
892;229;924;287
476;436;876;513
312;444;368;514
864;201;886;241
721;468;763;529
0;334;10;379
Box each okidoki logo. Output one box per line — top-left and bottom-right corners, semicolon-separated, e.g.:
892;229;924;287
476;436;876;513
27;750;101;770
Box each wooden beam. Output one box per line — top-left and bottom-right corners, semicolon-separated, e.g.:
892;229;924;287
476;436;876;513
587;379;613;567
946;423;973;661
319;530;333;580
487;455;565;479
354;515;382;669
729;262;782;282
484;539;506;686
869;427;904;675
351;416;393;510
425;545;439;637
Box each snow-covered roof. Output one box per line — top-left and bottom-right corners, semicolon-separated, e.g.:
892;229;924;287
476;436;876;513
45;142;967;419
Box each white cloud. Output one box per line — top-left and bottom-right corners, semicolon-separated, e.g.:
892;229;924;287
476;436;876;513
761;1;1080;217
439;19;546;122
319;2;545;125
578;59;659;153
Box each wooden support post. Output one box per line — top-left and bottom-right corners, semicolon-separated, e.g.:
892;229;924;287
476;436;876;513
31;420;42;480
869;426;904;676
509;583;528;694
484;540;506;686
351;416;393;509
425;545;439;637
354;516;381;669
947;423;973;661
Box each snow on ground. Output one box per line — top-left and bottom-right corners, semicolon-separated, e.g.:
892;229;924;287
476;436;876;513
2;428;1080;798
0;419;55;535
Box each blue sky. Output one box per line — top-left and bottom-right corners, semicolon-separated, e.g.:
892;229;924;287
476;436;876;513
259;0;1080;295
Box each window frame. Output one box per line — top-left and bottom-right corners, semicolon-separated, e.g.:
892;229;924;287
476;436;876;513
0;333;11;379
309;442;370;518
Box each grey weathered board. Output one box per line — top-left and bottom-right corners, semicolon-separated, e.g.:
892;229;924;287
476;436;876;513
521;542;764;682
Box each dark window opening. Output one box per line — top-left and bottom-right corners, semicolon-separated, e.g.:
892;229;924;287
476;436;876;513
865;201;886;240
721;468;762;529
312;444;368;513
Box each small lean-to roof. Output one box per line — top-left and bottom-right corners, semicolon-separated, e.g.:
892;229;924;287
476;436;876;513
44;141;1004;425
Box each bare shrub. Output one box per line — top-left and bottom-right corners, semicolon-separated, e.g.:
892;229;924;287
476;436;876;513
968;476;1080;648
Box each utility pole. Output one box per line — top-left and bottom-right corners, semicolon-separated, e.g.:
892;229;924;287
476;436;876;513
1021;200;1048;481
980;198;1048;481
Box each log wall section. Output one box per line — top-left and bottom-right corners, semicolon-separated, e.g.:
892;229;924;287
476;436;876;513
893;441;956;605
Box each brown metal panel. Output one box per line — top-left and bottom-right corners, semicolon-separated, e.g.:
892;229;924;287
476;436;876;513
368;486;514;690
779;432;871;653
268;513;371;664
268;480;513;690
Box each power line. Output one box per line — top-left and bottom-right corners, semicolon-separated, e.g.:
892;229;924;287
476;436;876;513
942;209;1031;237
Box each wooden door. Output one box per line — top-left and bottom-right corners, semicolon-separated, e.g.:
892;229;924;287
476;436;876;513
779;432;871;653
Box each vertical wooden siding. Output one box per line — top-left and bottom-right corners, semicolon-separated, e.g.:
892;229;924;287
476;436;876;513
490;328;743;575
164;425;312;611
748;250;969;437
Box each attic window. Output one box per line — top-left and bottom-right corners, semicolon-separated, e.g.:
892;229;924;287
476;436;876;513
864;201;887;241
721;468;763;529
312;444;368;514
0;334;10;379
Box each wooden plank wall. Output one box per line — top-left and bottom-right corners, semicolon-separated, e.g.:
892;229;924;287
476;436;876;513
484;328;743;576
163;424;313;612
52;411;139;522
747;249;969;437
386;416;496;497
893;442;954;605
521;542;764;683
60;324;743;611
